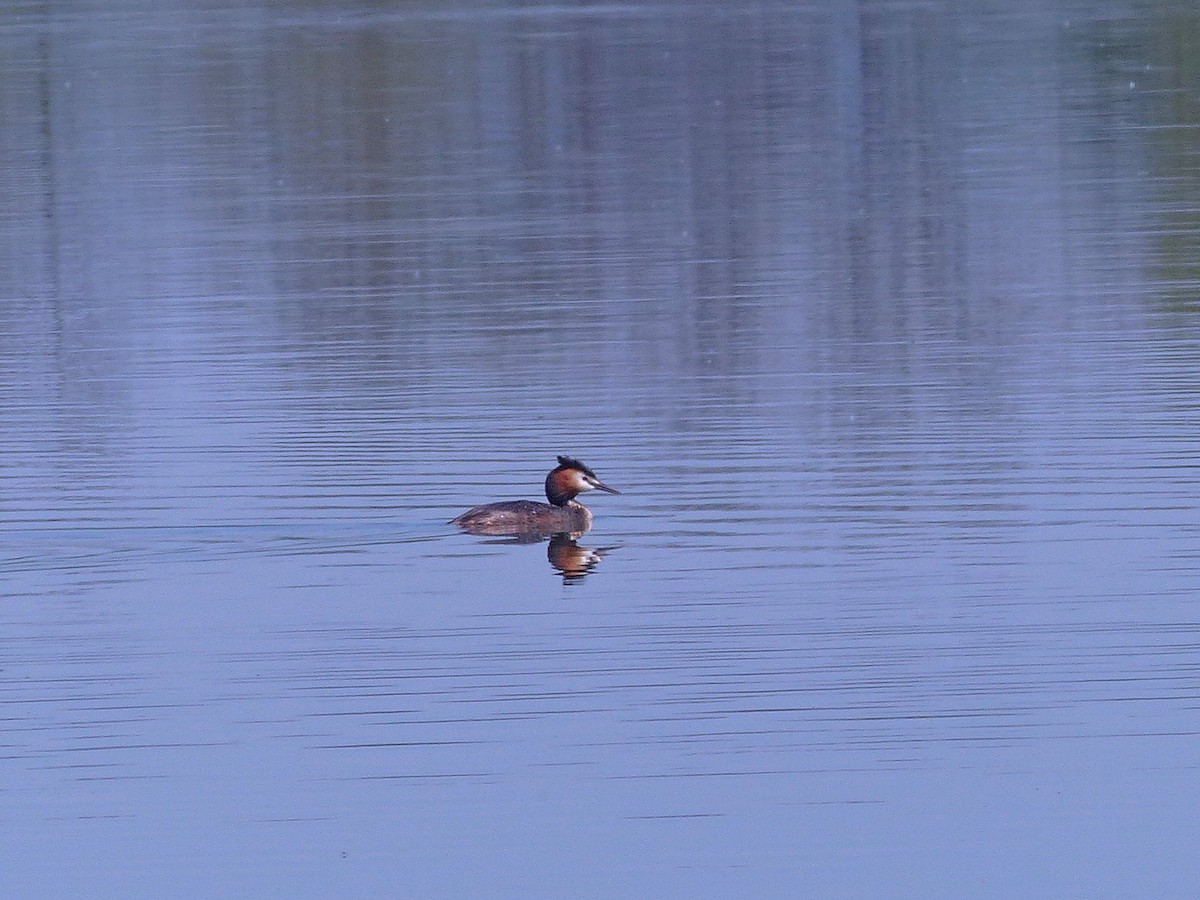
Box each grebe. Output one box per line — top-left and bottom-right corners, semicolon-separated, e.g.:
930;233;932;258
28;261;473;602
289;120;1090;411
450;456;621;537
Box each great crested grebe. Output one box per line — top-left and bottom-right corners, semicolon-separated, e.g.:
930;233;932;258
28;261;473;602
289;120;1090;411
450;456;621;537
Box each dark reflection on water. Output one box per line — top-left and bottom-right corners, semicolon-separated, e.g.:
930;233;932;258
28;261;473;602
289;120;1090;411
4;0;1200;896
450;530;617;582
546;533;616;583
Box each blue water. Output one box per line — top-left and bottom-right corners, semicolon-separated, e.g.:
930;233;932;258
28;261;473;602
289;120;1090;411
3;1;1200;896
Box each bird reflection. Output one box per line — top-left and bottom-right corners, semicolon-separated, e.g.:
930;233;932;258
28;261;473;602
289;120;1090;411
454;528;616;582
546;533;615;583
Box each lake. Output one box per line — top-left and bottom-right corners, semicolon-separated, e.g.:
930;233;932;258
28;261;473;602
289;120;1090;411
3;1;1200;896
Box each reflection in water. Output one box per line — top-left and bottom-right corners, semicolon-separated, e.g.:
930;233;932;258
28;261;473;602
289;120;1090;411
453;531;616;582
547;533;615;584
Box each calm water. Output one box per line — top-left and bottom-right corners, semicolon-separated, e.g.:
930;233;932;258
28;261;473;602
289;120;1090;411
4;1;1200;896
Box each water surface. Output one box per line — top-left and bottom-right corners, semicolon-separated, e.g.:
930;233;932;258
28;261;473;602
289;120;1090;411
3;1;1200;896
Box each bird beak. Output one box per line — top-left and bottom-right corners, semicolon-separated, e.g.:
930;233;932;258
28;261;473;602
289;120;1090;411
592;480;621;495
